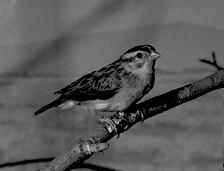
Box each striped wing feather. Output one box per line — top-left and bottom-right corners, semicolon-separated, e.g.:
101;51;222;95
54;60;123;101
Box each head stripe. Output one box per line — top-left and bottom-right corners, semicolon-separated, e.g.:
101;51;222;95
124;45;155;54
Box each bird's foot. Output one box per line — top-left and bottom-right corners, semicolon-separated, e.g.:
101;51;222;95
117;111;129;130
99;117;118;136
99;112;130;138
90;137;96;144
137;109;145;124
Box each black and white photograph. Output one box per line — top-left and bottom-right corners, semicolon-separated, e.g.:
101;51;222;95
0;0;223;171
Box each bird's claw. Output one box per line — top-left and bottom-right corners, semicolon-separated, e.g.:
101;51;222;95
99;117;119;138
137;109;145;124
99;111;130;138
118;111;125;117
90;137;96;144
118;111;129;130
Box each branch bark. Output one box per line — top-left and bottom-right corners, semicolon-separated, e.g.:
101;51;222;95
39;70;224;171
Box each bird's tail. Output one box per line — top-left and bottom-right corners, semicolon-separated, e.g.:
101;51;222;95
34;97;66;116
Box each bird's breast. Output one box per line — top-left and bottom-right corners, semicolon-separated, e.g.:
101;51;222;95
107;72;155;111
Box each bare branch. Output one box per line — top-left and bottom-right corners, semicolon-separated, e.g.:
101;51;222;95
39;70;224;171
199;51;224;70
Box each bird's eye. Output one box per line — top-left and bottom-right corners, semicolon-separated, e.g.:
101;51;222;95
136;53;143;59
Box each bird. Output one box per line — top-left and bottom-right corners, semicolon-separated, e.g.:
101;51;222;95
34;45;161;119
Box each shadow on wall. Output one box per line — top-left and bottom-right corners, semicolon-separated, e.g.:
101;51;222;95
0;157;120;171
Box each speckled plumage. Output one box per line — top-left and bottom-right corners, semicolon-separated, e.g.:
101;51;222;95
34;45;160;115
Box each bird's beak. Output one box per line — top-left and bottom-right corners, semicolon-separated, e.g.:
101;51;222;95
151;51;161;60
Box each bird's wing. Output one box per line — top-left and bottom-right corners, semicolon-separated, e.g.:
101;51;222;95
54;73;93;94
54;60;123;101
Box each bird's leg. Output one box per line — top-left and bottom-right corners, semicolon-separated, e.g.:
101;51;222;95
117;111;129;130
137;109;145;124
99;116;118;136
104;111;129;137
90;137;96;144
87;108;120;137
95;111;118;134
99;111;131;138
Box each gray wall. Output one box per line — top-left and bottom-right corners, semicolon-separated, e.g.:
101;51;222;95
0;0;223;171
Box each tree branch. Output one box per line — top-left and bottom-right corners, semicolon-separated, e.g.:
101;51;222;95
199;51;224;70
39;69;224;171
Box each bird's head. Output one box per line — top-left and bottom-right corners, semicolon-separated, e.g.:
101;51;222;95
120;45;161;73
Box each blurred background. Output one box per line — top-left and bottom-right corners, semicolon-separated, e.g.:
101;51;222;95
0;0;223;170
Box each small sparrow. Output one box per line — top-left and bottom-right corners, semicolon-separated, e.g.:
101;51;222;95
34;45;161;118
